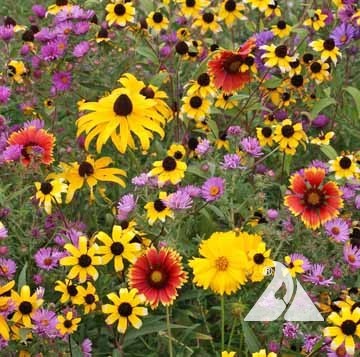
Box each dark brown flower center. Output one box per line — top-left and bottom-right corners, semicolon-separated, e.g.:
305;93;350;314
97;28;108;38
277;20;286;29
19;301;32;315
339;156;352;169
188;137;199;150
262;127;272;138
56;0;68;5
275;45;287;58
291;75;304;87
152;12;163;23
78;161;94;177
4;16;16;26
64;320;72;328
175;41;189;55
174;151;183;159
244;56;254;66
323;38;335;51
202;12;214;23
130;235;142;244
22;30;34;42
223;54;243;74
140;86;155;99
113;94;133;116
197;73;210;86
67;285;78;296
341;320;356;335
268;1;278;9
253;253;265;265
186;0;195;6
111;242;124;256
118;302;132;316
282;92;291;101
310;62;321;73
303;53;314;64
154;199;166;212
114;4;126;16
281;124;295;138
40;182;53;195
311;13;319;21
210;44;219;51
7;65;16;76
120;220;129;229
290;59;300;68
190;96;202;108
78;254;92;268
304;189;325;208
85;294;95;304
162;156;177;171
225;0;236;11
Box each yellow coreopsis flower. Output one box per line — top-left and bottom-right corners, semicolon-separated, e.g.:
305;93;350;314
34;179;68;214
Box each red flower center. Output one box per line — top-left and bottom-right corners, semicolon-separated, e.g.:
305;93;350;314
304;189;324;208
148;269;167;288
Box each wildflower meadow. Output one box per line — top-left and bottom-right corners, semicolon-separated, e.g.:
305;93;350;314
0;0;360;356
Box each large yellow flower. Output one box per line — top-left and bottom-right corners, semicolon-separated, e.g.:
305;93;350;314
105;1;135;26
60;236;103;283
149;156;187;185
189;231;250;295
34;179;68;214
0;280;15;340
77;75;165;154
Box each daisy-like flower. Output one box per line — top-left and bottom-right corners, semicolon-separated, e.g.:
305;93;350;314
11;285;43;328
52;71;71;93
261;44;294;73
60;235;102;283
324;307;360;355
248;242;273;282
0;258;16;279
201;177;225;202
96;28;111;43
7;126;55;166
34;179;68;215
308;60;330;84
32;309;58;338
7;60;27;83
247;0;275;12
193;11;221;34
264;2;281;17
102;287;148;334
167;144;186;161
105;1;135;26
284;167;343;229
77;282;99;314
186;72;216;98
271;20;292;38
218;0;246;27
303;9;327;31
252;349;277;357
329;155;359;180
50;155;126;203
54;279;83;305
165;190;193;210
96;225;141;272
343;244;360;270
303;264;334;286
181;94;211;121
208;38;256;93
215;93;239;109
129;247;187;308
148;156;187;185
117;193;136;221
34;247;64;271
146;11;169;33
256;126;274;147
47;0;72;15
221;153;241;170
324;218;350;243
331;23;356;47
311;132;335;146
189;231;250;295
222;352;236;357
273;119;307;155
0;280;15;340
144;191;174;225
56;311;81;336
284;255;304;277
309;38;341;65
177;0;210;18
241;137;263;157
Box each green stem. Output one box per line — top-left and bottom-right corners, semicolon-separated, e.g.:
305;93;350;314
226;318;237;350
166;306;174;357
68;335;73;357
220;295;225;352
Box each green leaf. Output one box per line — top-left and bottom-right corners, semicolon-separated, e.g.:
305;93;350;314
343;86;360;119
149;71;168;88
186;165;208;179
309;98;336;119
70;337;83;357
263;77;282;89
136;45;159;65
320;145;338;160
283;154;292;176
206;118;219;139
240;320;261;353
17;262;28;289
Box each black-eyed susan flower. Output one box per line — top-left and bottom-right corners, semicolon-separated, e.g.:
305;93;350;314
7;60;27;83
167;144;186;160
54;279;83;305
256;126;274;147
264;1;281;17
309;60;330;83
34;179;67;215
11;285;43;328
144;192;174;225
96;28;111;43
303;9;327;31
60;236;102;283
189;231;250;295
324;307;360;355
215;93;238;109
50;155;126;203
193;11;221;34
77;76;165;153
284;255;304;277
273;119;307;155
102;288;148;334
44;99;54;110
129;247;187;308
329;155;360;179
252;349;277;357
78;283;99;314
47;0;72;15
247;0;274;12
177;0;209;18
278;91;296;107
181;94;211;121
176;27;191;41
284;167;343;229
96;225;141;272
215;131;230;151
289;74;307;91
146;11;169;33
56;311;81;336
219;0;246;27
261;44;294;73
309;38;341;65
149;156;187;185
271;20;292;38
105;1;135;27
186;72;216;98
248;242;273;282
311;132;335;146
288;59;302;76
0;280;15;340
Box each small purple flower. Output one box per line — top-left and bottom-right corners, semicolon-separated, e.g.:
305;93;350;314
324;218;350;243
53;21;73;36
73;41;91;58
35;28;56;42
332;264;343;279
32;309;58;338
302;335;321;353
52;71;72;92
241;137;263;157
354;195;360;209
73;21;90;35
0;86;11;105
32;4;47;18
303;264;334;286
132;173;149;186
201;177;225;202
33;274;43;285
343;244;360;270
165;190;193;210
221;154;241;170
331;23;356;47
160;45;172;58
81;338;93;357
309;160;329;172
180;185;201;198
195;138;212;157
312;114;330;128
340;185;356;201
227;125;242;136
34;247;64;271
0;336;8;349
24;118;44;129
2;144;22;162
40;41;63;61
0;258;16;279
282;322;299;339
0;222;7;240
0;25;14;42
117;194;136;221
267;209;279;220
255;30;274;46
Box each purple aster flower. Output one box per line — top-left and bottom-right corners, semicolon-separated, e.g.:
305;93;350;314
267;209;279;220
24;118;44;129
195;138;212;157
32;4;47;18
81;338;93;357
303;264;334;286
52;71;72;92
282;322;299;339
160;45;172;58
289;253;311;271
324;218;350;243
282;217;294;233
0;25;14;42
20;43;31;56
73;41;90;58
34;247;64;271
132;173;149;186
73;21;90;35
267;341;280;353
354;195;360;209
40;41;63;61
0;222;7;240
275;110;288;121
2;144;22;162
255;30;274;46
0;296;15;318
332;264;343;279
165;190;193;210
32;309;58;338
35;28;56;42
117;194;136;221
0;336;8;349
241;137;263;157
340;185;356;201
227;125;242;136
0;258;16;279
201;177;225;202
309;160;329;172
53;21;73;36
302;335;321;353
0;86;11;105
312;114;330;128
338;5;356;23
331;23;356;47
33;273;43;285
221;154;241;170
343;244;360;270
180;185;201;198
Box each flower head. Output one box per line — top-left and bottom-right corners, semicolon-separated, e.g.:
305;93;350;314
201;177;225;202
